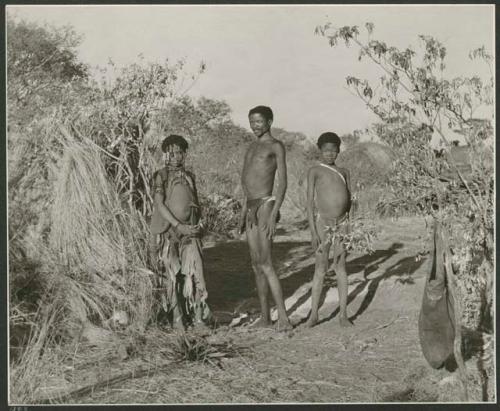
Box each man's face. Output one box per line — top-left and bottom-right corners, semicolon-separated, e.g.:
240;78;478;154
165;144;185;167
249;113;272;137
320;142;339;165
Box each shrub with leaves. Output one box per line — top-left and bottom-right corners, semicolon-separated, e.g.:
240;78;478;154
316;22;494;329
325;214;376;255
199;193;241;237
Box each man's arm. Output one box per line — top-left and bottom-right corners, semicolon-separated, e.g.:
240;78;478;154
238;193;248;235
307;167;319;249
238;148;251;235
271;140;287;215
267;140;287;238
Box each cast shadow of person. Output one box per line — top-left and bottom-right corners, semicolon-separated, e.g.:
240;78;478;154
290;242;405;326
277;241;408;321
204;239;312;322
205;239;423;328
317;242;426;325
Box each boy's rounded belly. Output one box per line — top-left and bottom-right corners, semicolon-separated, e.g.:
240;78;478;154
166;185;194;223
316;189;350;220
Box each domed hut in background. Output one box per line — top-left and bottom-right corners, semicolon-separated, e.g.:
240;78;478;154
336;142;395;188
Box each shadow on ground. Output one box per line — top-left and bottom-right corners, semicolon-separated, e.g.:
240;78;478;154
205;238;426;326
204;240;312;321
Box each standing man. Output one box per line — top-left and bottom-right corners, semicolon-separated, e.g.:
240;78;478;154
238;106;292;331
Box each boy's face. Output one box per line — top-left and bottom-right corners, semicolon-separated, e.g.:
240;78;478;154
249;113;272;137
164;144;186;167
320;142;339;165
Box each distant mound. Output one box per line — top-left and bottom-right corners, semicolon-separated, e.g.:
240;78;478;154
336;142;395;186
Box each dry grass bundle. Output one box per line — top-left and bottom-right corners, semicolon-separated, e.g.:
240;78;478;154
10;127;158;404
10;300;66;403
50;135;130;274
172;332;247;366
47;127;155;328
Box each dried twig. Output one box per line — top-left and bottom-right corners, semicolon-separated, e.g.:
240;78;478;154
37;360;183;404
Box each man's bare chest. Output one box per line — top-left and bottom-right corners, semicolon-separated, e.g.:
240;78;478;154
247;144;276;165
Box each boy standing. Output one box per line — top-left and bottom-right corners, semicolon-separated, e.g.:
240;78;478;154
306;132;352;328
238;106;292;331
150;134;211;332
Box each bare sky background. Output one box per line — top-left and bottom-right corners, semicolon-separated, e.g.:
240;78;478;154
7;5;494;140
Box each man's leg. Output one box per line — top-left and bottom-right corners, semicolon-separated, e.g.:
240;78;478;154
247;224;271;327
333;239;352;327
256;202;291;331
306;219;331;328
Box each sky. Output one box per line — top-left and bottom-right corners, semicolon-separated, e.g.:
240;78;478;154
7;4;495;140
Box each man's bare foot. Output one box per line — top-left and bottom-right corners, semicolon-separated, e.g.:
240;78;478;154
305;316;318;328
276;319;293;332
250;317;273;329
339;316;353;327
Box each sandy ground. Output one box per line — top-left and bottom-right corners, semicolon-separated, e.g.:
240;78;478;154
49;216;494;404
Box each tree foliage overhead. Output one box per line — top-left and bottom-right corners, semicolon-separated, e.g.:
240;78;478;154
7;16;89;126
316;21;494;330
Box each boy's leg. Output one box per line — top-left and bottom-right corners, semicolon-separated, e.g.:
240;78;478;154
256;202;291;331
247;225;271;326
306;220;331;328
333;240;352;327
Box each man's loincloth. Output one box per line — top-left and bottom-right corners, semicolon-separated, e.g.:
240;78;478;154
154;223;210;322
246;196;281;229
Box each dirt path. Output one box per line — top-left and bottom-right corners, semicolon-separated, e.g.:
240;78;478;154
74;216;493;404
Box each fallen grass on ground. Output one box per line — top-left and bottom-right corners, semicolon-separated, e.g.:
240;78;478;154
11;324;249;405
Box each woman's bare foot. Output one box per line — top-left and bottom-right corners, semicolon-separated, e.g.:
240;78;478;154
173;317;185;332
339;316;353;327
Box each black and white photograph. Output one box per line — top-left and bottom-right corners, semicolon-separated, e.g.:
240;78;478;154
6;3;496;406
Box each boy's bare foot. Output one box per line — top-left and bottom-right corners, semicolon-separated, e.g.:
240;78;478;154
305;316;318;328
339;316;353;327
250;317;273;329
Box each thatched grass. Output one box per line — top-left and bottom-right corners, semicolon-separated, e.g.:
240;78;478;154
10;127;157;403
48;128;155;328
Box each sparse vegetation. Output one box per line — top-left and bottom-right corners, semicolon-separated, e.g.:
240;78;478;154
317;20;494;400
7;12;494;405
